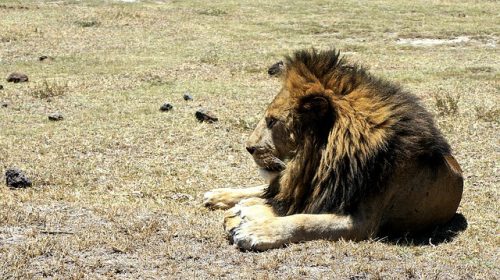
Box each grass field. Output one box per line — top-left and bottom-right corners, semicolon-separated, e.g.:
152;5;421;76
0;0;498;278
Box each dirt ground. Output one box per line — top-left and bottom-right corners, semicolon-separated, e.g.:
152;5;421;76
0;0;498;279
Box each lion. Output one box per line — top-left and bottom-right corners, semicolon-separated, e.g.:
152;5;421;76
203;48;464;251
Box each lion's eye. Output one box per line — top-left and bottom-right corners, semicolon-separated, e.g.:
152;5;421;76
266;117;278;129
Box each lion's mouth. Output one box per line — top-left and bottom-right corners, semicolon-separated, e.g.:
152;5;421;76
256;157;286;182
262;164;284;172
262;157;286;172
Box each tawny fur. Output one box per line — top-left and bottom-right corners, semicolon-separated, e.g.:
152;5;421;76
204;48;463;251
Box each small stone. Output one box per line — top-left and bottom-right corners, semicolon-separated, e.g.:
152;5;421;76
268;61;284;77
6;72;29;83
48;112;64;121
0;85;3;90
39;55;49;61
160;103;173;112
5;168;32;188
195;109;218;123
1;102;7;108
183;93;193;101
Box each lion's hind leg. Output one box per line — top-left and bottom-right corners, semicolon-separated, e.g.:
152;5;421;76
203;185;266;210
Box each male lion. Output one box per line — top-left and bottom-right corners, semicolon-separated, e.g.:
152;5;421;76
203;48;463;251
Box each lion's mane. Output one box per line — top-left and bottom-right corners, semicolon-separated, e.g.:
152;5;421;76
264;49;451;216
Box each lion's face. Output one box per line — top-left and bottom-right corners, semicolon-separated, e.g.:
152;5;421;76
246;75;335;182
246;89;296;181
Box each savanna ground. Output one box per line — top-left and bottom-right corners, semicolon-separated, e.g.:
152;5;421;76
0;0;498;278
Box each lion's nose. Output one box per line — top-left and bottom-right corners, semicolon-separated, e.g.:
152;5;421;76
246;146;256;155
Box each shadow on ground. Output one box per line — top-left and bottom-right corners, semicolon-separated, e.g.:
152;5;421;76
379;213;468;246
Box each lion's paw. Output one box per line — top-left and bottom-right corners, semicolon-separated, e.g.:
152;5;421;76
203;188;237;210
230;218;292;251
223;204;243;233
222;200;287;250
223;200;272;232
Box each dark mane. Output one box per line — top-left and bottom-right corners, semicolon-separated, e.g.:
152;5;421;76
265;48;451;215
285;48;368;96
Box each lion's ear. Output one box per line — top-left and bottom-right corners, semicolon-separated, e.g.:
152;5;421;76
298;94;331;118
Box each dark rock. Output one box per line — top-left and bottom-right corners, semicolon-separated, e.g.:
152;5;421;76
195;109;218;123
5;168;32;188
48;112;64;121
1;102;7;108
39;55;49;61
268;61;284;77
160;103;173;112
0;85;3;90
6;72;29;83
183;93;193;101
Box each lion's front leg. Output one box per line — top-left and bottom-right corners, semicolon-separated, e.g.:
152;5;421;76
226;204;367;251
203;185;266;210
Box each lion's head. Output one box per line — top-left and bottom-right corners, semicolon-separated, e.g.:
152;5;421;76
245;88;296;182
246;49;451;216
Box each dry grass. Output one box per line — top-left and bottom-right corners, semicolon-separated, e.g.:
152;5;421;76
0;0;498;279
433;92;461;117
29;80;68;99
